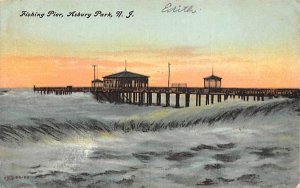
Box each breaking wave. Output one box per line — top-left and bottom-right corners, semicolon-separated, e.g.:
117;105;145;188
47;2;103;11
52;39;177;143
1;98;299;143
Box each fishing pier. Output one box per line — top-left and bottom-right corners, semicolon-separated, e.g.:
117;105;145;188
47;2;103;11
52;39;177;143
33;67;300;108
33;86;300;108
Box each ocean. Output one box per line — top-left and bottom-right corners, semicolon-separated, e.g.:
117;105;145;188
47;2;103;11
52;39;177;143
0;89;299;188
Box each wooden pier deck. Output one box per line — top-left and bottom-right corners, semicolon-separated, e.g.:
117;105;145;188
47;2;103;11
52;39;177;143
33;86;300;108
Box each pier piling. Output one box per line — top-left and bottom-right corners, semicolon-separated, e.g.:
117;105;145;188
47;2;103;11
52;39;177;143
185;93;190;107
166;93;170;107
156;93;161;106
206;94;209;105
175;93;180;108
147;92;152;105
196;93;201;106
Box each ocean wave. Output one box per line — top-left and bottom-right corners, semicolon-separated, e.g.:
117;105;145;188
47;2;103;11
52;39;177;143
0;98;298;144
114;98;299;132
0;118;110;143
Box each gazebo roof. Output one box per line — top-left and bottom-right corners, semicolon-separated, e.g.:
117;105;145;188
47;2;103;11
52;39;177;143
103;70;149;79
92;79;103;83
203;74;222;80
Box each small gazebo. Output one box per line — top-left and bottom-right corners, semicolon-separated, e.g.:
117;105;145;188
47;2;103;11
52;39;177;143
91;79;103;88
103;69;149;89
203;69;222;88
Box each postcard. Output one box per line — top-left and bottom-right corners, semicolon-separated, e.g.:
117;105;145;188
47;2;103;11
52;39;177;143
0;0;299;187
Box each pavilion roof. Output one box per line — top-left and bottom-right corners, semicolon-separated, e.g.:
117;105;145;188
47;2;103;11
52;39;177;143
92;79;103;83
203;74;222;80
103;70;149;79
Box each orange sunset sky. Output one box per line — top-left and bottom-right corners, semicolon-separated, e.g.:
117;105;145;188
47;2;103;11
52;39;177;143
0;0;300;88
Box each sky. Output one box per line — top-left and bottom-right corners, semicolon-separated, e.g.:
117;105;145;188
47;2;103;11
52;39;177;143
0;0;300;88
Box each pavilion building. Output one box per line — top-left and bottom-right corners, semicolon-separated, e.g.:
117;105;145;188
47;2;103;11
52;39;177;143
91;79;103;88
103;69;149;89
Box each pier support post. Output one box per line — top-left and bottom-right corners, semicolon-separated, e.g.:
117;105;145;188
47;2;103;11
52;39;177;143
138;92;141;105
147;92;152;105
124;92;127;103
128;92;132;104
138;92;144;105
198;94;201;106
122;92;125;103
141;92;145;104
133;92;136;104
156;93;161;106
206;94;209;105
175;93;180;108
261;94;264;101
166;93;170;107
185;93;190;107
211;94;214;105
135;92;138;104
196;94;201;106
